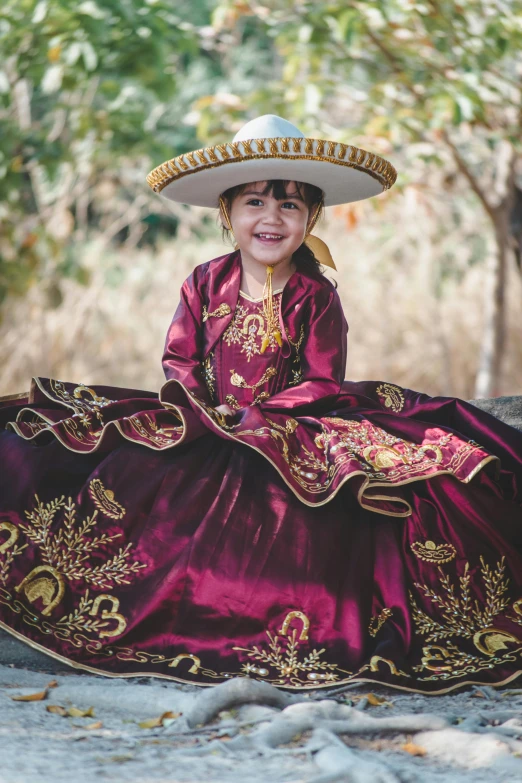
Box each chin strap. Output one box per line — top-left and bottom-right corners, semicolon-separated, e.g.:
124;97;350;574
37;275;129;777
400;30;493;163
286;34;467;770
261;264;283;354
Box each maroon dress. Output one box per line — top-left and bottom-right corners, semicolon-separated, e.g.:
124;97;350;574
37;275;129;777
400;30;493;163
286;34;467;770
1;249;522;694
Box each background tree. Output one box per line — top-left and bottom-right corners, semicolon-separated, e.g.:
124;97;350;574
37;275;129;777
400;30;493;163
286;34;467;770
0;0;210;307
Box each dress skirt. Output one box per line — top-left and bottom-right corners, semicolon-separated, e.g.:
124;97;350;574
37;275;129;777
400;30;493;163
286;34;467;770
0;376;521;694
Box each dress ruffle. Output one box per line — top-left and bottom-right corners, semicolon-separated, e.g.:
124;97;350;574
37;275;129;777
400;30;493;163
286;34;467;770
3;376;502;518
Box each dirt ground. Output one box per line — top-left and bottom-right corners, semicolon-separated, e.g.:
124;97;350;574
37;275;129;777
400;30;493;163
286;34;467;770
2;649;522;783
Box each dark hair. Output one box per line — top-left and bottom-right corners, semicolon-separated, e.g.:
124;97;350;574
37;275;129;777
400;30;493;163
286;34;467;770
219;179;326;278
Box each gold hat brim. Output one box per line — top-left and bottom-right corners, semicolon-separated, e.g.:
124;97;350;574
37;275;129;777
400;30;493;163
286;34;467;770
147;137;396;208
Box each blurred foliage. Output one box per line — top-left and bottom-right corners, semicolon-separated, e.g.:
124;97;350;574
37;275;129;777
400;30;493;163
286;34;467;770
0;0;210;306
204;1;522;142
2;0;522;340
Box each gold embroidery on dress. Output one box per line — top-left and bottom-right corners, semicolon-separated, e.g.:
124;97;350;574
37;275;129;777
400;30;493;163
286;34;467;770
376;383;405;413
278;610;309;640
266;417;299;436
89;594;127;638
225;394;241;411
15;565;66;616
234;414;486;497
411;540;456;564
50;589;127;639
202;303;232;322
169;653;201;673
230;367;277;405
0;492;146;648
0;522;21;555
222;295;281;361
286;323;305;386
127;414;182;448
233;611;351;686
51;381;115;425
16;494;145;594
410;556;522;680
368;608;393;637
0;523;27;586
89;479;126;520
201;353;216;402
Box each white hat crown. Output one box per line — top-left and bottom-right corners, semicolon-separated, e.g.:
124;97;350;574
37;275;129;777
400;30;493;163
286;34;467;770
233;114;305;142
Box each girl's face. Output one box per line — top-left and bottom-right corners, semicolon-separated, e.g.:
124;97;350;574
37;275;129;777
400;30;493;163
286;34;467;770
226;181;310;268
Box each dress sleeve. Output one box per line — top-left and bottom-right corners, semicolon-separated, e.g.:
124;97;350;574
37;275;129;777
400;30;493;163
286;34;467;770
162;270;211;403
260;284;348;412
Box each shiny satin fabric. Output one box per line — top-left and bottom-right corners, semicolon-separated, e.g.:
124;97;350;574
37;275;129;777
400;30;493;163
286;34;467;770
0;250;521;692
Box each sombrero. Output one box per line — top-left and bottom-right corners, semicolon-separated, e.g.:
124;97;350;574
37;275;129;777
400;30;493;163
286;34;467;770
146;114;397;208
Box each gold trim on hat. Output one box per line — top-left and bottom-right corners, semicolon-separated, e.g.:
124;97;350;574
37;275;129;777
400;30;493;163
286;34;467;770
146;137;397;196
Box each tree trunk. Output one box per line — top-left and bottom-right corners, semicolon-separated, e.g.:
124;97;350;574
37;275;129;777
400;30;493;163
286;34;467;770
473;219;509;399
473;142;516;399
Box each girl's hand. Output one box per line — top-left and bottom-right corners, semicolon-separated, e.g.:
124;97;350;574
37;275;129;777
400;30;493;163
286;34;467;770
215;403;235;417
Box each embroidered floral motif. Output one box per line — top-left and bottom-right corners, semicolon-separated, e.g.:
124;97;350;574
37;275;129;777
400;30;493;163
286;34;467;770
15;494;146;598
222;295;282;361
318;419;470;482
222;303;248;347
410;556;522;681
411;539;457;564
376;383;405;413
233;611;351;686
0;490;147;646
266;417;299;436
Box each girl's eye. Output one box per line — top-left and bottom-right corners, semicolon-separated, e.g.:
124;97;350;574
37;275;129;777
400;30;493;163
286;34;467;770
282;202;299;209
247;199;263;206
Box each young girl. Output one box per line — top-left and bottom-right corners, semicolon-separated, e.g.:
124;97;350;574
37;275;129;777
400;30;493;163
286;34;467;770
1;114;522;693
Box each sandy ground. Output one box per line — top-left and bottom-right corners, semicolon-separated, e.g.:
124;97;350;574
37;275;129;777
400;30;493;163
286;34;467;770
2;654;522;783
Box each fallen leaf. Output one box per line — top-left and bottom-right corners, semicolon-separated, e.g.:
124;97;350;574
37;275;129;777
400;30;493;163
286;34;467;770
402;742;427;757
366;693;391;707
11;689;48;702
46;705;67;716
68;706;95;718
47;680;58;689
85;721;103;730
138;711;180;729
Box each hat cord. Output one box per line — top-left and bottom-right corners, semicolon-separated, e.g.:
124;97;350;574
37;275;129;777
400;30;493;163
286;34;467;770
261;264;283;353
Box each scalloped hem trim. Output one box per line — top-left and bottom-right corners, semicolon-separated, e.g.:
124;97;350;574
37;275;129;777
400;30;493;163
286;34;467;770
1;620;521;695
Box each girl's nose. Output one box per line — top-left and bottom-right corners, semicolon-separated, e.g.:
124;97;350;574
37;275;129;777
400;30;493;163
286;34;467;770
262;203;284;224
